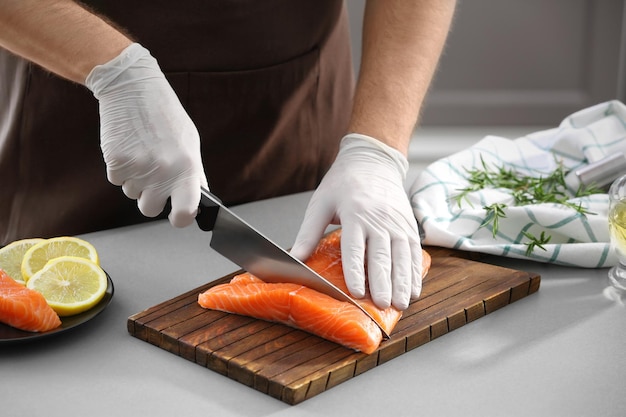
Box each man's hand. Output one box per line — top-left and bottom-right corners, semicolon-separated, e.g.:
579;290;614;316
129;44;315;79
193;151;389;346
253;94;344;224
291;134;422;310
86;44;208;227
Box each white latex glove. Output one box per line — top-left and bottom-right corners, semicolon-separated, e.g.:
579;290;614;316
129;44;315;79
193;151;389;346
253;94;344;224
291;134;422;310
85;43;208;227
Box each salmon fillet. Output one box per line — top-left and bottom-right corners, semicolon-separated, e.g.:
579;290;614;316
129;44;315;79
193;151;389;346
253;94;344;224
0;269;61;332
198;229;431;354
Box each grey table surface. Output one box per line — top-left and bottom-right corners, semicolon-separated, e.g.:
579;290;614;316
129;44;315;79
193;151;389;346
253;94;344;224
2;191;625;417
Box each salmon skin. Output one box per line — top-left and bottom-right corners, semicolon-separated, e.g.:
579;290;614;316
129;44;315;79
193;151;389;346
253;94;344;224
198;229;431;354
0;269;61;332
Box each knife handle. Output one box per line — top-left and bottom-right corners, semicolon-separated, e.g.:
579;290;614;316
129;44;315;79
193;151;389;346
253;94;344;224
195;187;221;231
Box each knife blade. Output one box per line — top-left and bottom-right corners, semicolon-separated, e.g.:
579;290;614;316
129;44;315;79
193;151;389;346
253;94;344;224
195;187;390;339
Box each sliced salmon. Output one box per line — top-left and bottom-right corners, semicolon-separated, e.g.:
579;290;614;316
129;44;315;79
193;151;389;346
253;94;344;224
198;229;431;354
0;269;62;332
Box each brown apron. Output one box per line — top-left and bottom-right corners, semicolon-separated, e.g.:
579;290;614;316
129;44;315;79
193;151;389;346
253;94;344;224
0;0;354;246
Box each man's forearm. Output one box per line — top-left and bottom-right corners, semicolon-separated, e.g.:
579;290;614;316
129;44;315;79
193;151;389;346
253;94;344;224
0;0;131;84
350;0;456;155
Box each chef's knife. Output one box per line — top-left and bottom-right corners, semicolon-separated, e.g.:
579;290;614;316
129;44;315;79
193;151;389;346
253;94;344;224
195;187;390;339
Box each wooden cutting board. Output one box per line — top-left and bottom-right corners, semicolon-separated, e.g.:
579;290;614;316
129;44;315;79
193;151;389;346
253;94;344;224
128;247;540;405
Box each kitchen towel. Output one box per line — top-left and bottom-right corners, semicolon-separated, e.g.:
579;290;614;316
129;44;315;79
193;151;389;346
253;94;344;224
409;100;626;268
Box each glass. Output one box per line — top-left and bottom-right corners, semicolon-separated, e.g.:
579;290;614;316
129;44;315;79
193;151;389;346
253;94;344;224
608;174;626;291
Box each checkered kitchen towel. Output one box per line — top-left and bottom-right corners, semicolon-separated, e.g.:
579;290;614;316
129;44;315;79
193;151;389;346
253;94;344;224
409;100;626;268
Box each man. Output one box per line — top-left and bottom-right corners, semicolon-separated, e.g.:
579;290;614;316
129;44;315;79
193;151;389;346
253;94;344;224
0;0;456;309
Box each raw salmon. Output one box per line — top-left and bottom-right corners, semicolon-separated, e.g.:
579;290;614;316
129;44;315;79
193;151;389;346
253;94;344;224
198;229;431;354
0;269;61;332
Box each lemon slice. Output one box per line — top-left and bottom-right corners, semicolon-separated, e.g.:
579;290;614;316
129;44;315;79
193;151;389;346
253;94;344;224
0;238;45;284
26;256;108;316
21;236;99;282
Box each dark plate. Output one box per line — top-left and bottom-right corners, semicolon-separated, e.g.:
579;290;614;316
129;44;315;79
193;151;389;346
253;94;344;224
0;272;114;343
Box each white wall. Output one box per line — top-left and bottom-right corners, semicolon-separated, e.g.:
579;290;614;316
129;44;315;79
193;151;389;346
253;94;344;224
346;0;624;126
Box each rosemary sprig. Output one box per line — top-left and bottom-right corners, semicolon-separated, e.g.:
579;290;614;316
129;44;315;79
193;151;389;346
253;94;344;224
451;157;603;254
481;203;507;238
522;231;552;256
